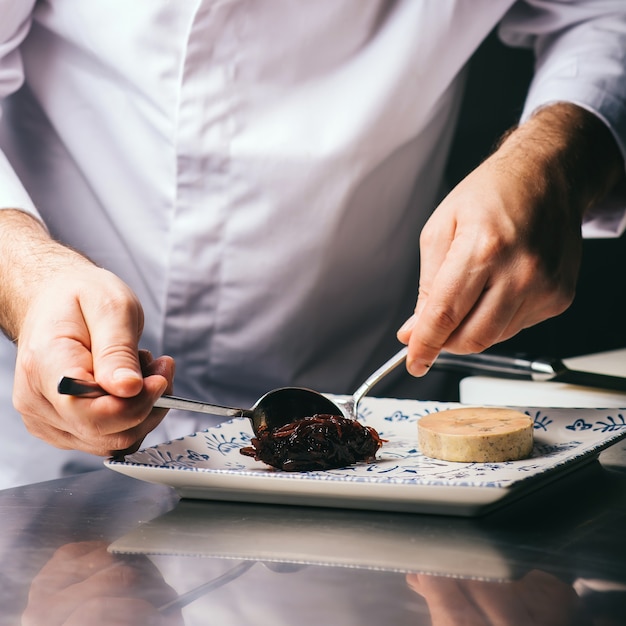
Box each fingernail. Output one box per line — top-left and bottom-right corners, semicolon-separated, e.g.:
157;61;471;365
398;314;417;333
407;359;431;377
112;368;142;383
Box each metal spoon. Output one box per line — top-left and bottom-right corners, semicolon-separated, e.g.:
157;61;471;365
157;560;305;614
158;560;255;614
334;346;408;419
57;346;408;432
57;377;342;436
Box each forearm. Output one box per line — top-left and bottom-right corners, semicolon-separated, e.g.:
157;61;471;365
493;102;624;222
499;0;626;221
0;208;95;342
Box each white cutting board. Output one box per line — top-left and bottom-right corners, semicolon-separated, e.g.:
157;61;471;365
460;348;626;408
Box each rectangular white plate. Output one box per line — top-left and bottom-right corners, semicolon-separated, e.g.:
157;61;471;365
105;398;626;516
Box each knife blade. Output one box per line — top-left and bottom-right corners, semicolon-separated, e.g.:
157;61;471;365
432;352;626;393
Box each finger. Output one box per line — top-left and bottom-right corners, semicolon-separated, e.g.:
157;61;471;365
418;209;458;294
138;349;153;372
15;338;166;453
19;348;169;454
63;353;174;436
63;599;170;626
81;277;145;397
25;549;142;626
141;355;176;395
397;216;456;346
29;543;115;595
463;578;533;625
442;253;576;354
406;574;489;626
123;555;181;611
24;390;167;455
28;569;160;626
405;246;491;376
440;281;523;355
514;570;587;625
30;543;179;614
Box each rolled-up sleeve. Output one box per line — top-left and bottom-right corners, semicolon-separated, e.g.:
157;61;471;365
499;0;626;237
0;1;38;215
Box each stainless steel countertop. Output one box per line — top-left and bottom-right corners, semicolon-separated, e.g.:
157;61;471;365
2;440;626;625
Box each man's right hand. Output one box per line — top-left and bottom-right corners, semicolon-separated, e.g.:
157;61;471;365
1;209;174;456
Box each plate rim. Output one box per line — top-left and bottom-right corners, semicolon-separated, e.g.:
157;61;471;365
104;399;626;516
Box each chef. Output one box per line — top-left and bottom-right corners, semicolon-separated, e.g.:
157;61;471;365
0;1;625;488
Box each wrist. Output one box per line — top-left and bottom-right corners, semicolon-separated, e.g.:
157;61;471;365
0;209;96;341
493;102;624;221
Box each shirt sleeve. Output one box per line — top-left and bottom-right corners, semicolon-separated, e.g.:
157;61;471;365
0;1;39;217
498;0;626;238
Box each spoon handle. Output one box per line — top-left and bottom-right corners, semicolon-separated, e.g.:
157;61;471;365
57;376;252;419
351;346;408;408
158;560;255;614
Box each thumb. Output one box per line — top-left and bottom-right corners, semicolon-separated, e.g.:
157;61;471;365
83;282;145;398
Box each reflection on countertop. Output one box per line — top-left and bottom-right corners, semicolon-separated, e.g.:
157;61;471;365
1;446;626;625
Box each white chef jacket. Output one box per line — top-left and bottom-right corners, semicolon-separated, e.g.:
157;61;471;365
0;0;625;489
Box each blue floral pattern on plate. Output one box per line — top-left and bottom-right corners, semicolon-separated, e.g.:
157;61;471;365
106;398;626;514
